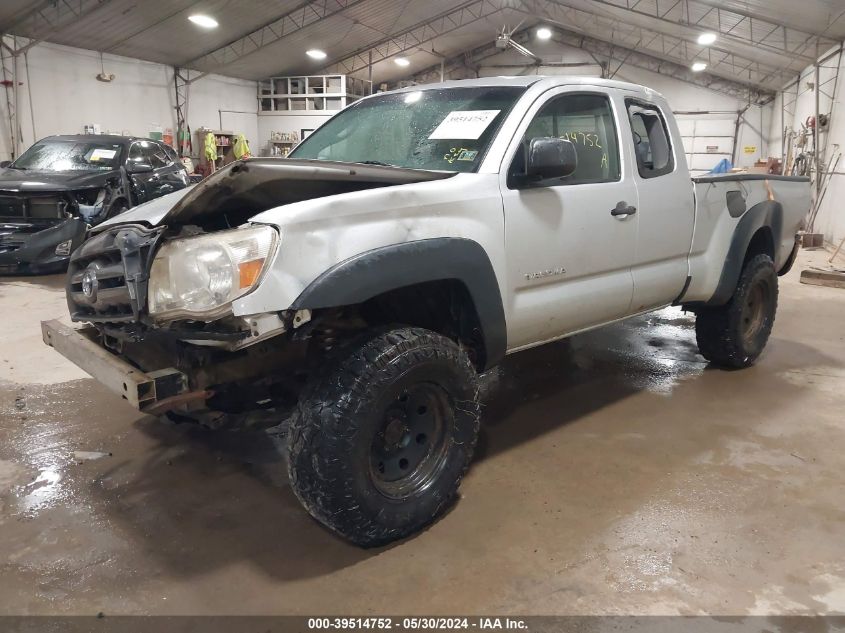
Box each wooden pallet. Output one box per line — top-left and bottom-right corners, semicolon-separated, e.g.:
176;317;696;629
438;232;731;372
800;269;845;289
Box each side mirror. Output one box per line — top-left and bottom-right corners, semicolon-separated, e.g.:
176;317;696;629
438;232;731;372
523;137;577;183
0;160;11;168
126;161;153;174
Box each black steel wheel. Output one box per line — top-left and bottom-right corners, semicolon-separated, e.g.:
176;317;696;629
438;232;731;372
695;253;778;368
370;383;452;499
287;327;480;547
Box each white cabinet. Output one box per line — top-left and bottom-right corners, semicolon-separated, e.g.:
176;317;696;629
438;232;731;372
258;75;371;113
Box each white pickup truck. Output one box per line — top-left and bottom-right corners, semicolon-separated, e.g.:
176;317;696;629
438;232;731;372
42;76;809;546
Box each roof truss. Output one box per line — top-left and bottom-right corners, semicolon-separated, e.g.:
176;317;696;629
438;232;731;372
529;0;798;91
182;0;367;82
318;0;521;76
407;25;773;103
1;0;115;56
585;0;840;63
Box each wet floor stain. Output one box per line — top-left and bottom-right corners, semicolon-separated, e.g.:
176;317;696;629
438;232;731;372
1;302;844;615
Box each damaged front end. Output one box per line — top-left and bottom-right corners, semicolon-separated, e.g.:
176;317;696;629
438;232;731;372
44;158;452;424
0;183;124;274
56;221;307;425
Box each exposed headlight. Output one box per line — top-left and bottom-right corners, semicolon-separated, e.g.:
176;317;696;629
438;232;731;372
148;225;277;320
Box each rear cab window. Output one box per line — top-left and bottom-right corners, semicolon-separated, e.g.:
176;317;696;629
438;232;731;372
626;99;674;178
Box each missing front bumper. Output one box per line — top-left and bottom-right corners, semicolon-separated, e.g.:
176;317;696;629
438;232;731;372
0;218;87;274
40;319;206;413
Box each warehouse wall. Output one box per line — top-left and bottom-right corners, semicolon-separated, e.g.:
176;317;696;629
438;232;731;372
257;113;333;157
769;45;845;246
0;40;258;162
470;43;771;174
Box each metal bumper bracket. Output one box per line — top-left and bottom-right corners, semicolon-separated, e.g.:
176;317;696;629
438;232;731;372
41;319;190;411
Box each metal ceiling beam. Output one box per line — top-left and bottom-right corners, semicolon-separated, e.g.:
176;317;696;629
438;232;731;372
551;27;774;103
174;67;190;157
1;0;115;56
102;1;205;54
529;0;797;91
317;0;520;77
406;36;526;84
582;0;839;63
405;25;772;104
0;37;19;159
182;0;367;82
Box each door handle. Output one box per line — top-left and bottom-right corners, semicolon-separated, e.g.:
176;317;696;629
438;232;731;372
611;202;637;217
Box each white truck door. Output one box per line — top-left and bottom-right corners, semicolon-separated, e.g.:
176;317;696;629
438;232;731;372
624;99;696;311
500;88;639;351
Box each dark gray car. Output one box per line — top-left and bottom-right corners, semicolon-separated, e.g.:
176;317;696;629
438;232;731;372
0;134;189;274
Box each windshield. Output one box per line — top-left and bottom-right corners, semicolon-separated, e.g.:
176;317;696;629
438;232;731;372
289;86;526;172
11;140;124;172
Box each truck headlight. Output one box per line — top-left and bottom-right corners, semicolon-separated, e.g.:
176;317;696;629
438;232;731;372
148;225;277;320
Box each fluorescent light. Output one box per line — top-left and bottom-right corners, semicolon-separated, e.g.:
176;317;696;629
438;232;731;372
691;61;707;72
536;27;552;40
394;57;410;67
404;91;422;103
697;32;717;45
188;14;218;28
306;49;327;60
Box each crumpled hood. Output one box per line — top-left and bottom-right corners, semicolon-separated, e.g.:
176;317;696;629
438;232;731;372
95;158;455;233
0;168;112;192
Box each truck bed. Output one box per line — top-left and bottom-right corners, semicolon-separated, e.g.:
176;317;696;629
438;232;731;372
684;174;811;304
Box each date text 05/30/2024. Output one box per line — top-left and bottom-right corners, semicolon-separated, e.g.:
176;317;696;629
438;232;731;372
307;617;528;630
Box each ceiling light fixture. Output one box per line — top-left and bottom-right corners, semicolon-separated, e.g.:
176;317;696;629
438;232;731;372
691;61;707;72
188;14;218;28
306;49;327;60
536;27;552;40
394;57;410;67
697;32;717;45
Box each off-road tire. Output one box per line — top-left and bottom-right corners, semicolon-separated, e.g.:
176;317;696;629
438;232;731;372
695;253;778;368
287;327;480;547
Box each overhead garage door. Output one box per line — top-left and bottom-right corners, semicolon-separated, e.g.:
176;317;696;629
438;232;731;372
674;111;737;176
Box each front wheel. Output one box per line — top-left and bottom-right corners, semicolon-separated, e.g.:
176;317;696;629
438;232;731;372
287;327;480;547
695;253;778;368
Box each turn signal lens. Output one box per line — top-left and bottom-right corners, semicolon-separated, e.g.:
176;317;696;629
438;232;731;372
238;258;265;289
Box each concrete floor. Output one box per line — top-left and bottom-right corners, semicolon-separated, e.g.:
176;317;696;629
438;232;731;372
1;249;844;616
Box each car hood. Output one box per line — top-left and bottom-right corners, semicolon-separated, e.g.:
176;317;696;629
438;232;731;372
94;158;455;232
0;168;114;192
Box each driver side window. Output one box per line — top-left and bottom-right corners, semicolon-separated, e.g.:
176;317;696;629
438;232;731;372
509;93;621;186
128;141;167;168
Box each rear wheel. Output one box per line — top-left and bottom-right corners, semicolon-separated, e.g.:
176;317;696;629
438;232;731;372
287;327;480;547
695;253;778;368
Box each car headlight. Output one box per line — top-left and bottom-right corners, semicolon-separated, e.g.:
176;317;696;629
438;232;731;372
148;225;277;320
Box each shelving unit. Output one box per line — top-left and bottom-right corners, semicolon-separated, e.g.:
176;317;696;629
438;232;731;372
258;74;371;113
196;128;236;172
266;131;300;157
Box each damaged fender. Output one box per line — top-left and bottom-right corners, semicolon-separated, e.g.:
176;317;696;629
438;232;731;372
291;238;507;369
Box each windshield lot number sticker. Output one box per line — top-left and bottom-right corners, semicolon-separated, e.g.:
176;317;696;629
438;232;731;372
429;110;501;140
90;148;117;161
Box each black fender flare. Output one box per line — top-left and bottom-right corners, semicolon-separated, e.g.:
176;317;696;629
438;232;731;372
290;238;507;369
705;199;783;306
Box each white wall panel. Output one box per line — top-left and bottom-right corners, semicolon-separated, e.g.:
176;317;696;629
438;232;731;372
0;40;258;161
